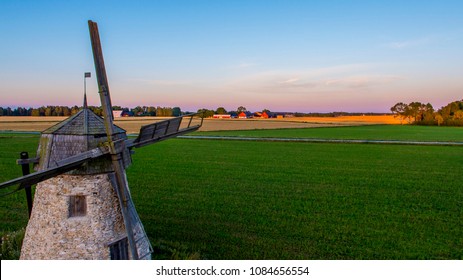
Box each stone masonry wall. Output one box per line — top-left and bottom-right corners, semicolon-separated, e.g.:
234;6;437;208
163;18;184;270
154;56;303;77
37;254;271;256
20;174;127;259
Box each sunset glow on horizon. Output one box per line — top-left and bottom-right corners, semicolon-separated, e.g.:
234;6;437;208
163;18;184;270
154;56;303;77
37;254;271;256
1;0;462;113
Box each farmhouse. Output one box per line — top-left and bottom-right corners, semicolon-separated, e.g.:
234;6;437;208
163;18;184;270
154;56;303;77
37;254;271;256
112;110;123;118
238;112;253;119
213;114;231;119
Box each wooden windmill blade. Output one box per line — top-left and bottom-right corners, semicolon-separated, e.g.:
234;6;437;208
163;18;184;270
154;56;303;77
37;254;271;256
127;113;203;149
0;146;110;196
88;20;143;260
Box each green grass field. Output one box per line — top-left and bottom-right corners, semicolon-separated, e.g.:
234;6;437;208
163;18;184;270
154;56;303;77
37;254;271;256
194;124;463;142
1;126;462;259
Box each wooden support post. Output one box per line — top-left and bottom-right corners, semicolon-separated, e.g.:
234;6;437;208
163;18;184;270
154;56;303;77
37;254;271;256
20;152;33;218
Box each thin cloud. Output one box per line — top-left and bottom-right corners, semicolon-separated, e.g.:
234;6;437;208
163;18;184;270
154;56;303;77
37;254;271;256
228;68;403;94
129;78;192;86
229;62;258;69
323;75;403;88
278;78;300;84
385;37;431;49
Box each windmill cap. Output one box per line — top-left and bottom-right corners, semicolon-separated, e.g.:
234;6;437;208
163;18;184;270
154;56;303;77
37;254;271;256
42;108;125;135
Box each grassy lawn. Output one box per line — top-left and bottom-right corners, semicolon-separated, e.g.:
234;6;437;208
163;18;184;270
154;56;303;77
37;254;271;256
0;127;462;259
194;125;463;142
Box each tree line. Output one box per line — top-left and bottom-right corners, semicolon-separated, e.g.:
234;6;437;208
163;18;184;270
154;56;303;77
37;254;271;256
390;99;463;126
0;105;183;117
196;106;258;118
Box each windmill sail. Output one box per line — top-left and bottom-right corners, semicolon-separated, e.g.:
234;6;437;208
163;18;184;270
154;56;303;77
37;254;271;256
128;114;203;149
89;20;143;260
0;146;109;196
107;173;153;259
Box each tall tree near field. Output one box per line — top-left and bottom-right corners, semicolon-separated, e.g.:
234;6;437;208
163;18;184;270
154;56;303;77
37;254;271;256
408;102;424;122
390;102;409;124
434;113;444;126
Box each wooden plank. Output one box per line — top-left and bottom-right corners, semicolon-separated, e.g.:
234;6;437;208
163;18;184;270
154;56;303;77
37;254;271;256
127;124;201;149
0;146;109;194
131;114;201;147
166;117;182;134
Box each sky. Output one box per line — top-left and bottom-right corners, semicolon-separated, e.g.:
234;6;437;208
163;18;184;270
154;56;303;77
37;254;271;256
0;0;462;113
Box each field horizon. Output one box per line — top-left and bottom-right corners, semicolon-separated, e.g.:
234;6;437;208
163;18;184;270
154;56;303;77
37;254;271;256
0;115;402;134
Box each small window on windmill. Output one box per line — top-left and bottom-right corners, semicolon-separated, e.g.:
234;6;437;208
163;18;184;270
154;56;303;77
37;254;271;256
69;195;87;217
109;237;129;260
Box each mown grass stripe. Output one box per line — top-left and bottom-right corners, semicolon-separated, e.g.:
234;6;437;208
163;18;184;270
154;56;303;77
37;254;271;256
180;135;463;146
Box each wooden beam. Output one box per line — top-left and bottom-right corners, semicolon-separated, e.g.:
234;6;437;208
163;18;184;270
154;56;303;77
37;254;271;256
19;152;33;218
0;146;109;194
88;20;139;260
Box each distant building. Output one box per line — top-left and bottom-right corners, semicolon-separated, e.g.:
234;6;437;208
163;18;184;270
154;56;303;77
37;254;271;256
112;110;123;118
121;111;134;117
253;111;271;118
253;112;262;118
238;112;248;118
213;114;231;119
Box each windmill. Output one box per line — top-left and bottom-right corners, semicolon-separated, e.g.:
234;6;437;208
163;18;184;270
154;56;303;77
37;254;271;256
0;20;202;260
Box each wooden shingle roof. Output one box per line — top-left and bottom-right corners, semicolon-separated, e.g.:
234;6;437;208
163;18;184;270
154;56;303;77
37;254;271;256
42;108;125;135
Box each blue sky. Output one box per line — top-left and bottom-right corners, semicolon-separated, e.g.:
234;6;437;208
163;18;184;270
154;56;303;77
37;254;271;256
1;0;462;113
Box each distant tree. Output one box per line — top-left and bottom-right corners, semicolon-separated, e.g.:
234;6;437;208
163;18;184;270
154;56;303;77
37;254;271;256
454;110;463;120
390;102;409;124
172;107;181;117
38;106;46;116
44;106;52;116
71;106;80;115
434;113;444;126
54;106;63;116
197;108;214;118
62;106;71;116
132;106;144;116
31;109;40;116
147;106;156;116
391;99;463;126
407;102;424;122
421;103;434;122
438;100;463;126
89;106;103;116
237;106;247;113
215;107;227;114
156;106;173;117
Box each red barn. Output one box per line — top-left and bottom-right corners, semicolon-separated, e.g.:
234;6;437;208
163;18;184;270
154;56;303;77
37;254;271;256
238;112;247;118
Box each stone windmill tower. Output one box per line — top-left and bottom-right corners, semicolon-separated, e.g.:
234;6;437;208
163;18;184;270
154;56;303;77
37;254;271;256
0;21;202;260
